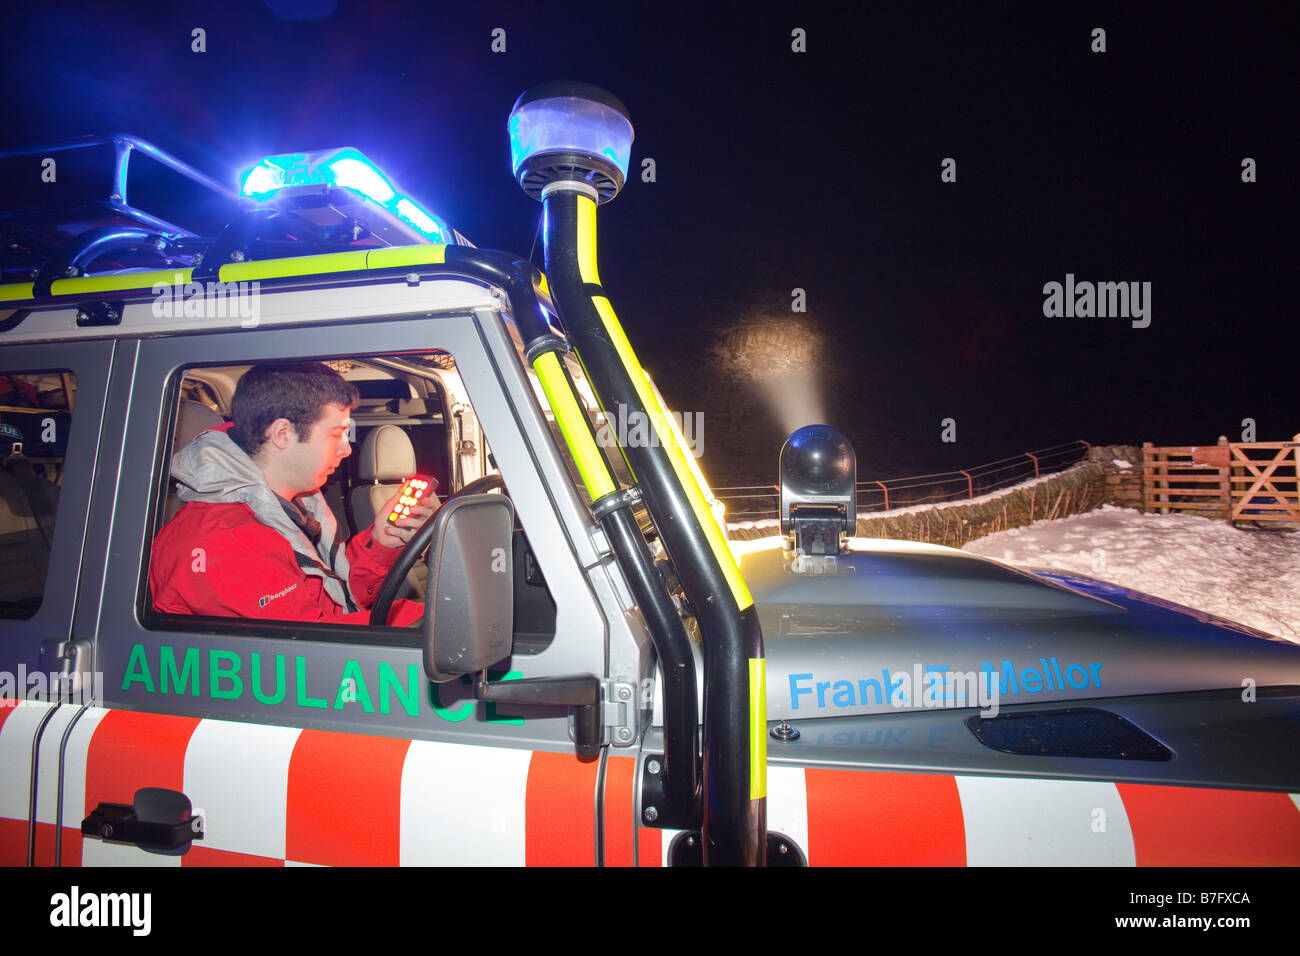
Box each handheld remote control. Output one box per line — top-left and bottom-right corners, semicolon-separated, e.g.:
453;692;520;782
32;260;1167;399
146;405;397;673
387;475;436;523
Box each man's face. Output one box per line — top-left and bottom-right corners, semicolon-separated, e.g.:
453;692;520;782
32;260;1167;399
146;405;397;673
283;403;352;494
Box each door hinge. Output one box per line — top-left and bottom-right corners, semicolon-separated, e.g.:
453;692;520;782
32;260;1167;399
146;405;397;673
598;679;638;748
37;637;95;703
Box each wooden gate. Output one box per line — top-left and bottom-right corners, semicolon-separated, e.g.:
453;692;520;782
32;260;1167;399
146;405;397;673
1143;435;1300;525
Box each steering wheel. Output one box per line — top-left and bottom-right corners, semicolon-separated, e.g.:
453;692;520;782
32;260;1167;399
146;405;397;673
369;474;507;626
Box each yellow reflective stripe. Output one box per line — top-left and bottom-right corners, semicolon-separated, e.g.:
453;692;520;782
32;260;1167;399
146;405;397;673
365;245;447;269
644;368;732;550
11;244;449;303
749;657;767;800
49;269;195;296
534;271;550;298
575;194;600;285
0;282;35;302
591;295;754;610
533;352;617;500
219;251;371;282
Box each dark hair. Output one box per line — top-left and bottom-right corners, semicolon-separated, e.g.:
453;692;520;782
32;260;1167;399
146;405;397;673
229;363;359;456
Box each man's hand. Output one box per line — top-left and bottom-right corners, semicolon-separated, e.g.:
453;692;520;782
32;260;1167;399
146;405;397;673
372;490;438;548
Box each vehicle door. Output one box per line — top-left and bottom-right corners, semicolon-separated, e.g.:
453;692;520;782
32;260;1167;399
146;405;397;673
38;284;634;867
0;337;112;866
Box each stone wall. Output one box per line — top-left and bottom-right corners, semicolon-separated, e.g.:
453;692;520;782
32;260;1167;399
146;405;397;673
1088;443;1143;509
728;459;1108;548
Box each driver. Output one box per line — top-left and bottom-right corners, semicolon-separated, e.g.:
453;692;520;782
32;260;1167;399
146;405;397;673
150;362;435;625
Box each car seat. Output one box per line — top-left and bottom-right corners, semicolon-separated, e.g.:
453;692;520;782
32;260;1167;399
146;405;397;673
350;424;435;599
163;400;225;524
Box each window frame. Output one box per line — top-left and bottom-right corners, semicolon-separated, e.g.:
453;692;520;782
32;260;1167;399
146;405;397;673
139;350;479;647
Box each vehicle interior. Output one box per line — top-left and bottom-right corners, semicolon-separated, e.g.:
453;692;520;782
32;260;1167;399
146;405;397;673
153;353;557;649
0;370;74;619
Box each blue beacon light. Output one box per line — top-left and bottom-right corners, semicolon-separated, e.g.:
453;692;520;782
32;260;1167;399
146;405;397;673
237;147;450;242
326;154;396;203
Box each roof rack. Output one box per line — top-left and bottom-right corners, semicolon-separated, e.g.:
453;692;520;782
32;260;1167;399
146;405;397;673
0;132;237;210
0;134;237;290
0;134;472;301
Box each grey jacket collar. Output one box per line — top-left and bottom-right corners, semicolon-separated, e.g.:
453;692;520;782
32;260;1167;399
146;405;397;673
171;429;357;611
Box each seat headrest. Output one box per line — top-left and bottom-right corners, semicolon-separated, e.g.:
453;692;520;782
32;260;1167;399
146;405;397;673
174;400;224;452
358;424;417;482
391;398;435;416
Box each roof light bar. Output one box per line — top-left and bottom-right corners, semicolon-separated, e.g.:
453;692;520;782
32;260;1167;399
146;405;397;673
237;147;450;242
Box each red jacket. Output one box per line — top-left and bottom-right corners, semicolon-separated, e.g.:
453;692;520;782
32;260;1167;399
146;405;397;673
151;424;422;626
151;502;423;626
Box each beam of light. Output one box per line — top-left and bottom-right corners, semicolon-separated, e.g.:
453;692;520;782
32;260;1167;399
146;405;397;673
765;370;827;439
716;317;828;437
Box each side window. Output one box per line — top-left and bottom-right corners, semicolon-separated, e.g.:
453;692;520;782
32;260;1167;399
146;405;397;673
0;371;75;619
142;352;556;648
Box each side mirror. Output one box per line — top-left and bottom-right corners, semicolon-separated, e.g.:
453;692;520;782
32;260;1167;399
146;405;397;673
422;494;515;683
419;492;604;758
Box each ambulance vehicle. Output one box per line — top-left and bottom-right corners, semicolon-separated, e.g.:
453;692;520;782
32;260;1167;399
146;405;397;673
0;83;1297;866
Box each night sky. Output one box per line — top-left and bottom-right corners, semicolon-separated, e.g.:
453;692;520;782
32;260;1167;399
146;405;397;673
3;2;1295;487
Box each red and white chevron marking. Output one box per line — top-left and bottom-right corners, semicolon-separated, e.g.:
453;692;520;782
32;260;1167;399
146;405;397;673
614;766;1300;866
3;701;1299;866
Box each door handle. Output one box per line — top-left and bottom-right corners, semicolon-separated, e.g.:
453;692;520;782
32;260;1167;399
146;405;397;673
82;787;204;854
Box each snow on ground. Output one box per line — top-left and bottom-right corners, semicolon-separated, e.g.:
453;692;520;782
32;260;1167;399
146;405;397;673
963;504;1300;642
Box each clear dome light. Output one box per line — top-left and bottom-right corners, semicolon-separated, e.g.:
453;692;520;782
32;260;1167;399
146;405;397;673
509;96;633;181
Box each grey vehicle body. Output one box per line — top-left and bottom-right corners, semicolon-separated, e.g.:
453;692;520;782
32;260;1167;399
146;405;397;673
740;542;1299;791
3;263;1299;867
